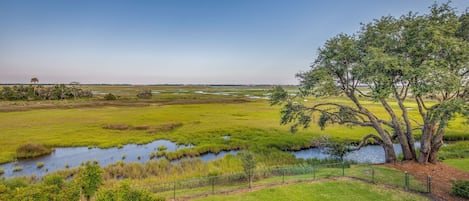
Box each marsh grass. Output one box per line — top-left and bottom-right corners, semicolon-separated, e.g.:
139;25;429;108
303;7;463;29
16;143;52;159
12;166;23;172
0;85;467;164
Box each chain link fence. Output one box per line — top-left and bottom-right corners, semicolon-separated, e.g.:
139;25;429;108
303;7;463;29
137;162;446;200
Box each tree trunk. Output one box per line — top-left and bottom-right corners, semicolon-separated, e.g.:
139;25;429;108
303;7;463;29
380;98;413;161
428;119;447;163
394;90;417;159
383;142;397;163
418;122;437;163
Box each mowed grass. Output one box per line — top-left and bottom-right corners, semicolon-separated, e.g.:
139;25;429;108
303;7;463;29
443;158;469;172
192;180;429;201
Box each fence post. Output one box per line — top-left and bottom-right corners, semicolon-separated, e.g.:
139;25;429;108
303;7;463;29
404;171;409;191
371;167;375;183
282;169;285;184
427;175;431;193
341;162;345;176
211;176;215;194
173;180;176;200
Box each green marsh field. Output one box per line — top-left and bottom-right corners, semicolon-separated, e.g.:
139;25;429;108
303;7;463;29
0;85;467;164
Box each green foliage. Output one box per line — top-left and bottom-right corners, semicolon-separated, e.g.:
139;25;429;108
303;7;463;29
0;84;92;101
96;181;164;201
42;174;64;189
452;180;469;199
323;141;354;161
438;141;469;160
79;162;103;200
104;93;117;100
0;168;3;175
238;151;256;188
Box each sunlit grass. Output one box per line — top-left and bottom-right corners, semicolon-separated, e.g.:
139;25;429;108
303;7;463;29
191;180;429;201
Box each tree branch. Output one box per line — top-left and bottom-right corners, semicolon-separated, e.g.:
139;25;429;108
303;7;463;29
351;134;384;151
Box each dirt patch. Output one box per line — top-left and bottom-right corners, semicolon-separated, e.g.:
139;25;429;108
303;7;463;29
147;123;183;133
102;124;130;130
385;161;469;201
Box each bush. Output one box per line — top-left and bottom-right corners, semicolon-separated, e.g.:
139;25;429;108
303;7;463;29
104;93;117;100
96;182;164;201
16;143;52;159
37;162;45;169
137;89;152;99
0;168;4;175
452;180;469;199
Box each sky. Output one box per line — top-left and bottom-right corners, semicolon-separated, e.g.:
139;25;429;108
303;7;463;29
0;0;468;85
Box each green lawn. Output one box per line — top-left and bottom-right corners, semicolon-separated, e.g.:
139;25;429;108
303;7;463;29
443;158;469;172
192;180;429;201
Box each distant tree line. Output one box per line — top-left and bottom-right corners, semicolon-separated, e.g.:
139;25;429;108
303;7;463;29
0;84;93;101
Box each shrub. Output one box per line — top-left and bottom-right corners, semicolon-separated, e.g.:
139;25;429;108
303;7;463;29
16;143;52;159
136;89;152;99
79;163;103;201
452;180;469;199
0;168;4;175
96;182;164;201
37;162;44;169
104;93;117;100
42;174;64;189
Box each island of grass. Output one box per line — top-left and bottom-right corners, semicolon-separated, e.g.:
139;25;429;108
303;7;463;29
16;143;53;159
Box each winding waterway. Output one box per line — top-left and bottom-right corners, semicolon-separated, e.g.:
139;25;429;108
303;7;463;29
0;140;420;178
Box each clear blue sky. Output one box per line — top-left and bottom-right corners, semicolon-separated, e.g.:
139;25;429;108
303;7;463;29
1;0;467;84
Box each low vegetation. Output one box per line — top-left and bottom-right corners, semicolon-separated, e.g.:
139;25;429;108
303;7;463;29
0;84;92;101
16;143;52;159
452;180;469;199
37;162;44;169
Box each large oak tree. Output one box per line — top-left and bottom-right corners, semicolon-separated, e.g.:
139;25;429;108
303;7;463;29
271;2;469;163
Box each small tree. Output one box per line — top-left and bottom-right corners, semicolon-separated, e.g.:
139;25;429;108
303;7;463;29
323;141;353;162
239;151;256;188
79;162;103;201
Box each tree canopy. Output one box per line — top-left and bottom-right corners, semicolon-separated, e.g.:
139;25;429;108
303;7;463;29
271;2;469;164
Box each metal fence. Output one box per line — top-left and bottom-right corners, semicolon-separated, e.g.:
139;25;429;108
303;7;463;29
137;162;443;200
